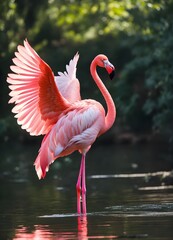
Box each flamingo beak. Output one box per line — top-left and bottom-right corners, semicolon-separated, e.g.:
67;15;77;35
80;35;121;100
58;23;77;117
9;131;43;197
103;60;115;80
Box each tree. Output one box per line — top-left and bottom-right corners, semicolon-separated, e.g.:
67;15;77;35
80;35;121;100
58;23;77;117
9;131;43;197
1;0;173;143
116;0;173;141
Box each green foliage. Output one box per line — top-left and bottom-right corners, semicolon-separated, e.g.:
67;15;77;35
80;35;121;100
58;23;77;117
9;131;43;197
116;0;173;140
1;0;173;142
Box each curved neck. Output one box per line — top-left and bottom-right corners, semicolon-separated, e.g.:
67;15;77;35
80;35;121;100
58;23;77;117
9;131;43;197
90;60;116;135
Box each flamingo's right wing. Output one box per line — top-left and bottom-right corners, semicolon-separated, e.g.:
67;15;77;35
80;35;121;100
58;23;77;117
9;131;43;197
7;40;70;136
55;53;81;103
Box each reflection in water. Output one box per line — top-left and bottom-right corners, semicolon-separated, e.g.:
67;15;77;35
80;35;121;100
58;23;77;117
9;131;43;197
13;217;87;240
14;224;76;239
14;215;120;239
14;225;51;240
78;215;88;239
14;217;88;240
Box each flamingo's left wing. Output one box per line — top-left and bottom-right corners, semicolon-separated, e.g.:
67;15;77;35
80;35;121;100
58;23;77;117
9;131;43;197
7;40;70;136
55;53;81;103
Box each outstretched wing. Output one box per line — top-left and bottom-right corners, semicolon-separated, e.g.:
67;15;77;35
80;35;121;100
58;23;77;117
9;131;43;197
55;53;81;103
7;39;70;136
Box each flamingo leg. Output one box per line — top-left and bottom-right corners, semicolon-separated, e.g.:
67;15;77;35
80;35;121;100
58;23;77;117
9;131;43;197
81;154;86;214
76;157;83;214
76;154;87;214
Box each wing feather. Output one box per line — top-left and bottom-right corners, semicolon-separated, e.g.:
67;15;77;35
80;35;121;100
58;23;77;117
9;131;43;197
55;53;81;103
7;39;70;136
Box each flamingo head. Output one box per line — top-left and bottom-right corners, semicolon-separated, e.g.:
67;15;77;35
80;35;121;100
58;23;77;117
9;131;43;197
95;54;115;80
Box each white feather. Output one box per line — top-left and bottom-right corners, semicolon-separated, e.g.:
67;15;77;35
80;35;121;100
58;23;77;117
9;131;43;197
55;53;81;103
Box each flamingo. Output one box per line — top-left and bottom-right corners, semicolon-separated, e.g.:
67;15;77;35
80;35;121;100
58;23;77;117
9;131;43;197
7;40;116;214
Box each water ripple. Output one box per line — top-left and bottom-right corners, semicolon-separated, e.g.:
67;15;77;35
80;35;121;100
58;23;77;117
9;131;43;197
38;204;173;219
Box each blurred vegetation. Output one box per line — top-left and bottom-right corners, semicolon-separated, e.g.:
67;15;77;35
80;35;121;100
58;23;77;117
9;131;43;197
1;0;173;143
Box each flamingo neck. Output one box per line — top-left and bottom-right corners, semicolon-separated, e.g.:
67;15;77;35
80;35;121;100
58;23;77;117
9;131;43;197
90;59;116;135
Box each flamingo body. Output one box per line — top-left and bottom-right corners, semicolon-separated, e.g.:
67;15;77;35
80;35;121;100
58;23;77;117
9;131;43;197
35;99;105;179
7;40;116;214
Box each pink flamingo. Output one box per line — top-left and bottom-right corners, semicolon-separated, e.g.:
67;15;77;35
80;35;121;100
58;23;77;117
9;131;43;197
7;40;116;214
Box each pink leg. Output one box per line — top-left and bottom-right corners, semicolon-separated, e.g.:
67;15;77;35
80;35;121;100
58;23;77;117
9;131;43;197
82;155;86;214
76;158;83;214
76;154;87;215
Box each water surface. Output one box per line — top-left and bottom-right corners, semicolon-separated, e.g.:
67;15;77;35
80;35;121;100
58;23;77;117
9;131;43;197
0;141;173;239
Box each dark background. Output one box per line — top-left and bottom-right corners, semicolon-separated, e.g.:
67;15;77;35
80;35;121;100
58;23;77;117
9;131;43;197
1;0;173;146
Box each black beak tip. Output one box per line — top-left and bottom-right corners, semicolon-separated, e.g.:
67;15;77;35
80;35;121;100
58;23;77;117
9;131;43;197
109;70;115;80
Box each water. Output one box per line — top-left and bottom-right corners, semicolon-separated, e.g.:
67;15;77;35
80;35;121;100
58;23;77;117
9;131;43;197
0;141;173;239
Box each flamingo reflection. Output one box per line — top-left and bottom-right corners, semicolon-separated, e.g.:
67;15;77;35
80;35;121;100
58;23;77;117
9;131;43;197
13;215;119;239
78;215;88;239
13;216;88;240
